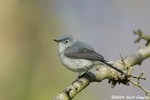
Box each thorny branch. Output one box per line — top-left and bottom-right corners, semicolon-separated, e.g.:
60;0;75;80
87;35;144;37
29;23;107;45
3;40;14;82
53;30;150;100
119;53;149;97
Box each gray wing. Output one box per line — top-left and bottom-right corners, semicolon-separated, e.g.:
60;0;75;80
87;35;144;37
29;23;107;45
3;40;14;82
64;41;104;61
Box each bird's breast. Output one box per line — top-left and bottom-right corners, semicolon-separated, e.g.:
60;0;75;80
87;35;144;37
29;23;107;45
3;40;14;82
60;53;93;73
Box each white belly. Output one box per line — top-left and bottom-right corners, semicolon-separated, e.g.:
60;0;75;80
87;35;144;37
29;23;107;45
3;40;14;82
60;54;93;73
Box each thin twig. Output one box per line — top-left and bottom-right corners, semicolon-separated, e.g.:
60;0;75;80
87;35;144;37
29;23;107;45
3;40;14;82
130;74;146;80
129;80;150;97
133;29;150;46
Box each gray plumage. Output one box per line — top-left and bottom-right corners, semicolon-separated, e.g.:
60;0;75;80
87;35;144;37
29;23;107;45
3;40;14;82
64;41;105;61
54;35;124;75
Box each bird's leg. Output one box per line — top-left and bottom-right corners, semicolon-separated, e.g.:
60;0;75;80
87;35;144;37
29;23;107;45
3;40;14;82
84;68;90;74
78;68;90;78
72;69;90;84
71;72;81;84
78;72;82;78
71;74;81;84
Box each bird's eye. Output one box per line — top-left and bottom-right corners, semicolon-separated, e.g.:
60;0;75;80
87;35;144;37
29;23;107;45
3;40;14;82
65;40;69;44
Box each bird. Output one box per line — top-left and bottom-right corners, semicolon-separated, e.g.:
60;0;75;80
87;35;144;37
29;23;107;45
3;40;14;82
54;35;124;77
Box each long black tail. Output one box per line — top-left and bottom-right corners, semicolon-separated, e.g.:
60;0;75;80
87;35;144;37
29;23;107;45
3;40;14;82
101;60;124;74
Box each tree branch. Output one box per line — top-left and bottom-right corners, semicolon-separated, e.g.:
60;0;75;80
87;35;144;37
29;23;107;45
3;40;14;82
133;29;150;46
130;80;150;97
53;30;150;100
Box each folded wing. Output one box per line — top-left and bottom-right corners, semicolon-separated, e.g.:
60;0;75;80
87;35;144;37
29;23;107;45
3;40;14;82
64;41;105;61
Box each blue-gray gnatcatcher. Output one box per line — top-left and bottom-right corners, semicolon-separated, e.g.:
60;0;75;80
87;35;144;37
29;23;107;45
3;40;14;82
54;35;124;76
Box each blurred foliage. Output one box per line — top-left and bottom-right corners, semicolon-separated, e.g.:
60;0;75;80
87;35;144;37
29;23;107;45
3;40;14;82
0;0;65;100
0;0;92;100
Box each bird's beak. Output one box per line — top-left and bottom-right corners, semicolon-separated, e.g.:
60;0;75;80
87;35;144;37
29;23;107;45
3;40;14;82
53;39;59;43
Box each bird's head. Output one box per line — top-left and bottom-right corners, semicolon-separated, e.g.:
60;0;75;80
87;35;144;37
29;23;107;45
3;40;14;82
54;35;74;53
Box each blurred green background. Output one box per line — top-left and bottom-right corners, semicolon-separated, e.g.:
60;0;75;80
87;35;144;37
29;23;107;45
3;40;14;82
0;0;150;100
